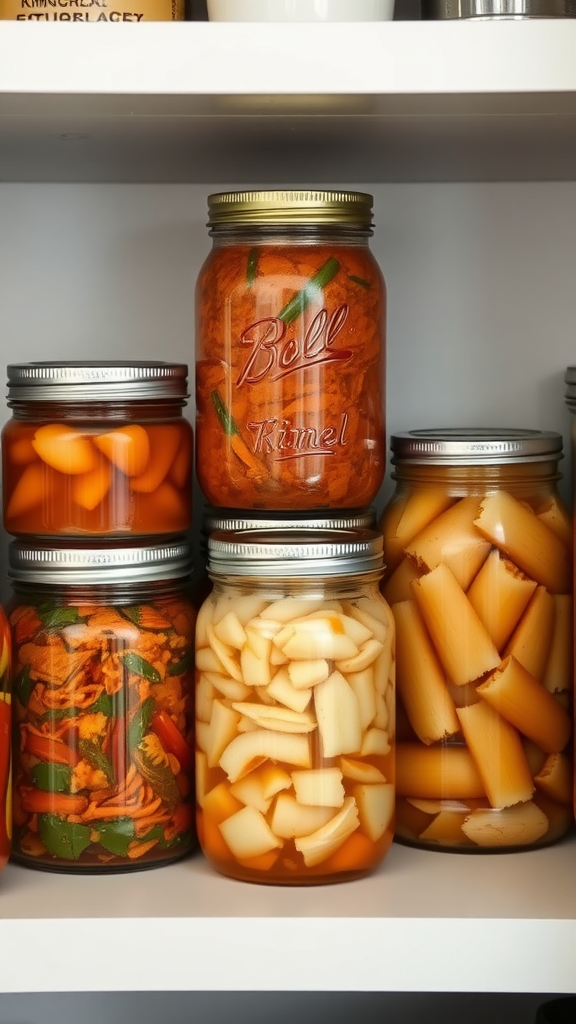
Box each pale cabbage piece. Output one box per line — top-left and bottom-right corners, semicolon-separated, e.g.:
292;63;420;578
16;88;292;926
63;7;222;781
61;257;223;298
354;782;394;841
195;646;226;674
342;601;389;645
336;637;384;674
245;616;284;640
244;626;272;664
374;635;395;696
287;659;330;691
270;793;335;839
260;597;325;622
314;670;362;757
461;801;549;847
203;671;252;703
240;644;271;688
294;796;360;866
291;768;345;808
267;667;313;713
237;716;260;733
361;728;391;757
373;690;389;731
219;729;311;783
231;702;317;734
347;668;377;731
204;699;242;768
385;684;395;739
335;613;374;647
195;597;215;648
340;757;386;784
207;622;243;682
254;685;276;706
195;750;210;807
278;624;359;662
223;593;267;626
196;720;210;756
219;805;283;859
213;610;248;651
229;763;292;813
196;674;217;723
270;646;289;666
211;591;235;626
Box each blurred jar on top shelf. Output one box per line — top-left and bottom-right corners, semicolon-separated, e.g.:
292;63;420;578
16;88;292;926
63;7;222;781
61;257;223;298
422;0;575;18
380;428;573;853
2;361;193;538
195;190;386;511
0;0;183;20
206;0;395;20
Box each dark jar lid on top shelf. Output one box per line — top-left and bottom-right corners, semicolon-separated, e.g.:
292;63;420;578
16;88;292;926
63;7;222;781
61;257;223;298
7;538;197;873
2;361;193;538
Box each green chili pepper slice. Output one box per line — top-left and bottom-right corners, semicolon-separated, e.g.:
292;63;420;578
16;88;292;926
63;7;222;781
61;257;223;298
246;248;259;287
211;389;240;437
31;763;73;794
78;739;115;786
128;697;155;751
167;651;193;676
38;814;92;861
277;257;340;325
348;274;371;289
14;665;34;706
93;817;135;857
122;652;161;684
36;605;85;631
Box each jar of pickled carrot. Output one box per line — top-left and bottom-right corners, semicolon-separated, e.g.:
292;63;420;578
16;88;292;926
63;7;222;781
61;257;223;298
0;606;11;874
380;428;573;852
195;190;386;510
196;528;395;884
8;539;196;872
2;361;193;537
563;366;576;826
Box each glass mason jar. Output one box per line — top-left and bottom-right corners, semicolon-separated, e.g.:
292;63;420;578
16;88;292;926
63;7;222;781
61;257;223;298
8;540;196;872
0;605;11;874
2;361;193;537
195;190;386;510
564;366;576;825
195;528;395;885
380;429;573;852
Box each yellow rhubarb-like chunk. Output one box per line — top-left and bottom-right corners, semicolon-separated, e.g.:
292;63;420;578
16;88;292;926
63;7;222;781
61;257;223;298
291;768;345;808
354;782;394;841
231;702;317;734
314;670;362;757
294;797;360;866
270;794;334;839
219;729;311;783
219;805;282;860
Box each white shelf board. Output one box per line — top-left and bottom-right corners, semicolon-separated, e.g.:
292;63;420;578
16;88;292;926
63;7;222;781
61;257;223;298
1;833;576;994
1;22;576;181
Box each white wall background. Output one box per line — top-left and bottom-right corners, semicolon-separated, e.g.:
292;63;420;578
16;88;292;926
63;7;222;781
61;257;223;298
0;180;574;1018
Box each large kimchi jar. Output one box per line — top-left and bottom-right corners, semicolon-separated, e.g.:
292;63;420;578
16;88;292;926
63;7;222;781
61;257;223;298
195;190;386;510
0;606;11;873
195;528;395;885
380;428;573;852
2;362;192;537
8;540;196;872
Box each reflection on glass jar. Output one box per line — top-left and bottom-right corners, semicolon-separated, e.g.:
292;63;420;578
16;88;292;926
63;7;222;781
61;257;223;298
196;528;395;884
2;362;193;537
8;540;196;872
380;429;573;852
195;190;386;511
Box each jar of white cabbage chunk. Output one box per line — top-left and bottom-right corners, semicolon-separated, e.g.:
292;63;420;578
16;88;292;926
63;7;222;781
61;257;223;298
195;527;395;884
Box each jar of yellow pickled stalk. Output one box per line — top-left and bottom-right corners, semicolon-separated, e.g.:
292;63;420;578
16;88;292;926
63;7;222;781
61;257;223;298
2;361;193;538
195;528;395;884
8;539;196;872
380;428;573;852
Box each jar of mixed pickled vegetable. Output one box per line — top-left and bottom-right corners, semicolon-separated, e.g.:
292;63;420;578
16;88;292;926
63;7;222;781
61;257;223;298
0;606;11;874
2;362;193;537
196;528;395;885
195;190;386;510
380;429;573;852
8;540;196;872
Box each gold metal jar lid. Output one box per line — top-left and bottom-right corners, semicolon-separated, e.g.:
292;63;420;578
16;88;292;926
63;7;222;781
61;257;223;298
207;190;374;227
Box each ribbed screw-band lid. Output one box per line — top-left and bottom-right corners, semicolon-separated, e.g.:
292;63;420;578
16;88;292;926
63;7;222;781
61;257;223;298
207;190;374;228
202;507;376;535
391;428;563;465
7;361;189;402
207;528;384;577
8;539;193;585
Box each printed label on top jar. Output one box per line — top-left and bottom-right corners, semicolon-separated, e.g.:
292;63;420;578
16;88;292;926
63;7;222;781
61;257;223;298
196;244;386;510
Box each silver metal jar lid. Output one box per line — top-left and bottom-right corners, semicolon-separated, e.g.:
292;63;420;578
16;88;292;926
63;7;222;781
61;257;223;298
423;0;575;17
207;528;384;577
391;428;563;466
7;361;189;402
8;540;193;586
564;367;576;410
203;507;376;535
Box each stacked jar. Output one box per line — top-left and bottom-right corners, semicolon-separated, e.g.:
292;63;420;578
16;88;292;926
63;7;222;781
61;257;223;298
1;361;197;871
194;190;396;884
380;428;573;852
